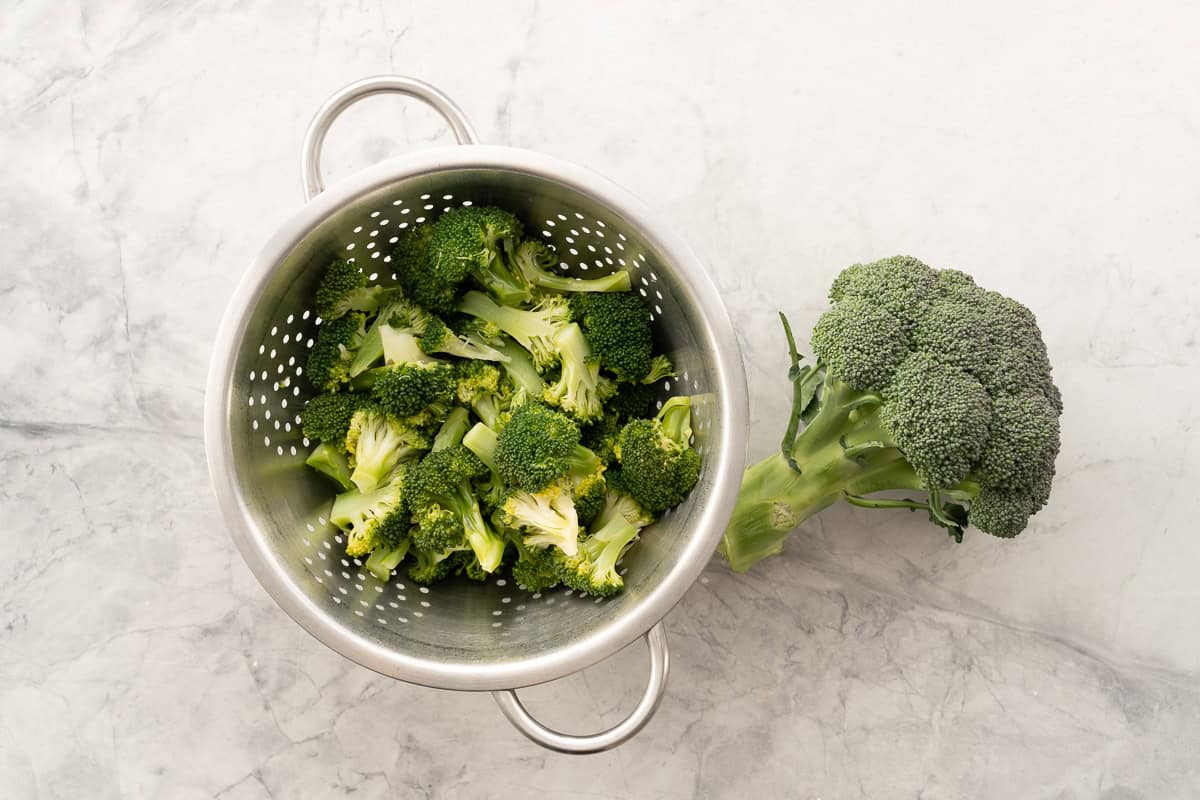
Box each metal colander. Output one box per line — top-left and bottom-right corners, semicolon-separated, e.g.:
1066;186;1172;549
204;77;748;753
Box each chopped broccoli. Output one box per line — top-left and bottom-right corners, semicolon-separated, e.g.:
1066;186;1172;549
506;240;631;294
721;256;1063;572
509;540;562;592
329;477;407;558
432;406;472;452
363;512;412;580
313;258;388;321
571;470;607;527
300;392;370;444
392;223;459;314
614;396;700;514
369;362;455;419
458;291;570;372
305;312;368;393
406;446;507;573
641;354;676;384
429;206;531;304
498;481;581;556
554;511;647;598
569;292;655;382
345;407;429;492
304;442;354;490
492;404;601;491
419;315;510;362
542;322;607;422
454;361;508;427
492;336;547;397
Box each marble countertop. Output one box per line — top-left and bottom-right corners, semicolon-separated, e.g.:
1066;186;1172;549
4;2;1199;798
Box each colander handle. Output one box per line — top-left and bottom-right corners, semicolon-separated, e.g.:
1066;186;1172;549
491;621;670;754
301;75;479;201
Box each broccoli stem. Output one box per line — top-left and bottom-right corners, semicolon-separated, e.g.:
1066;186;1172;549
365;539;411;581
720;375;930;572
433;407;471;451
305;442;355;490
462;422;498;472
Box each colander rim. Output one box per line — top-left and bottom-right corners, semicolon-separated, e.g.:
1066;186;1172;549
204;144;749;691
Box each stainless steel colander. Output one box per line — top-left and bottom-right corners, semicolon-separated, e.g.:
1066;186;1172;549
204;76;748;753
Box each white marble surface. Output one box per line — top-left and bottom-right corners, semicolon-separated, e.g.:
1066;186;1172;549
4;1;1200;797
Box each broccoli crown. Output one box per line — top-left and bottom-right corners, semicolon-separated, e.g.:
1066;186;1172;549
345;407;429;492
411;504;465;553
313;258;362;317
614;397;701;515
569;292;655;382
454;360;503;405
494;403;581;491
369;362;455;418
391;223;458;314
553;515;640;598
306;312;368;393
300;392;371;443
406;547;459;585
810;255;1062;536
498;482;581;556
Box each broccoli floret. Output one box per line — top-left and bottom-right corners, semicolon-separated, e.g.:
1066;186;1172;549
492;403;601;491
554;513;644;598
429;206;531;304
419;315;510;362
345;407;429;492
407;546;460;585
347;292;431;377
411;504;466;553
454;361;509;428
313;258;388;320
458;291;570;372
506;240;632;294
498;481;581;556
572;471;607;527
721;257;1064;572
569;292;655;382
509;542;561;593
306;312;368;392
369;362;455;419
542;322;606;422
593;487;656;531
304;442;355;490
363;511;412;580
392;223;459;314
406;446;507;573
614;396;700;514
300;392;370;444
641;355;677;385
329;478;406;557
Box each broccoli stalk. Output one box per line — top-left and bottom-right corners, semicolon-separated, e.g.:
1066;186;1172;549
542;322;606;422
406;447;507;573
458;291;570;372
305;442;354;490
722;257;1063;572
506;240;631;294
419;316;510;362
433;407;472;451
555;511;646;597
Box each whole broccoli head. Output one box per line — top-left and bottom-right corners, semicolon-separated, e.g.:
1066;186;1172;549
722;256;1063;572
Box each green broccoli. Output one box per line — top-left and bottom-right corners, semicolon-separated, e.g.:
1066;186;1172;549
300;392;370;444
491;403;602;492
345;406;430;492
553;510;649;598
571;470;607;527
347;291;430;377
305;312;368;393
458;290;571;373
454;361;509;428
369;362;455;419
362;512;412;580
329;477;407;558
542;322;608;422
419;315;509;362
498;481;581;556
432;406;472;452
569;292;656;382
428;206;531;304
508;538;562;592
392;223;458;315
506;239;632;294
405;445;507;573
492;335;547;397
406;545;460;585
313;258;388;321
304;442;354;490
614;395;700;515
721;256;1063;572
